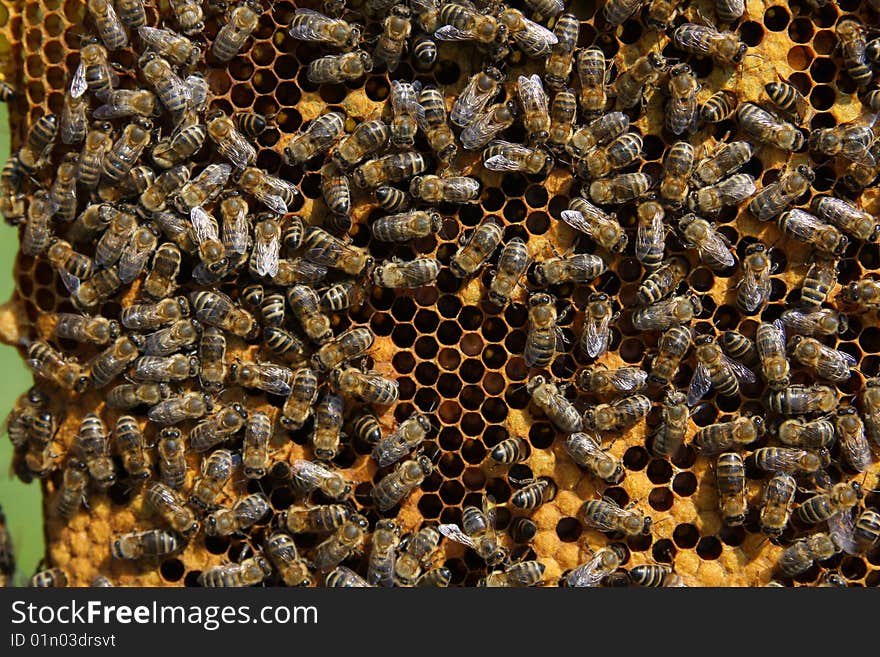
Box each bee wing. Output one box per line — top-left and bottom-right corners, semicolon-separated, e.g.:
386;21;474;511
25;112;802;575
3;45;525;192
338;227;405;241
584;308;612;358
722;354;756;385
513;20;558;56
190;206;219;243
202;163;233;188
569;431;604;457
257;364;294;396
517;74;549;114
70;62;87;99
261;176;300;214
214;131;256;170
451;75;494;127
698;230;735;269
138;26;175;51
119;231;157;284
781;209;822;242
92;102;129;119
252;232;280;278
277;258;328;285
433;25;476;41
223;212;250;256
288;9;337;41
675;25;713;55
484;153;524;172
737;263;770;312
291;459;333;487
134;357;174;381
584;499;628;532
566;552;608;588
559;210;597;239
608;368;648;392
686;362;713;406
437;523;477;549
636;204;664;261
827;507;859;555
841;126;874;163
57;269;82;295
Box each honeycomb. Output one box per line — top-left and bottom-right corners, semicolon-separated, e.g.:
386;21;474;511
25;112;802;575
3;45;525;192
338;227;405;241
0;0;879;588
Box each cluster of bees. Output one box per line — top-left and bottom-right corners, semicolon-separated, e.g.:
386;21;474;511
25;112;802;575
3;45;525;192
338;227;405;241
2;0;880;587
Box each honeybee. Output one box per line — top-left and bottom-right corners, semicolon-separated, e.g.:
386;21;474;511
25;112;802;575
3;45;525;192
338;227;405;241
480;561;545;588
460;102;518;151
199;554;273;587
114;415;150;482
581;498;651;536
450;69;502;130
55;459;88;519
308;50;373;84
565;432;625;484
699;90;738;124
152;124;207;169
577;133;643;180
310;392;344;461
778;417;836;451
5;387;48;449
414;86;457;164
93;89;157;121
523;294;562;369
638;258;689;307
54;310;118;347
393;526;441;586
563;198;628;252
834;406;872;472
837;18;872;89
794;258;837;310
750;165;814;222
330;367;399;405
371;210;442;244
580;293;617;358
90;335;145;389
603;0;645;25
274;367;317;431
767;384;837;415
613;52;668;110
526;375;582;433
333;120;389;171
656;141;694;210
147;391;212;425
779;533;838;576
488;436;529;465
172;163;231;214
189;405;248;453
31;568;69;588
374;186;409;213
141;319;199;357
206;493;270;537
169;0;204;35
758;472;797;537
737;103;805;151
48;155;78;223
71;37;117;98
842;138;880;191
755;447;828;476
650;389;688;459
412;34;437;70
153;427;185;490
353;151;427;188
93;207;138;269
366;519;400;587
288;7;361;48
71;413;115;489
736;243;774;314
632;293;702;332
854;509;880;551
373;256;437;288
755;319;790;391
211;0;260;62
533;252;606;288
812;196;880;243
584;395;651;434
450;220;503;278
372;455;432;511
111;529;180;560
118;223;158;284
139;166;191;215
693;415;765;455
60;91;88;145
588;173;654;205
790;336;856;384
765;79;809;121
191;290;258;339
229;360;293;397
673;23;747;64
284;285;331;345
862;377;880;448
206;111;256;170
283;111;345;166
665;64;699;136
434;2;501;45
547;90;577;151
687;174;756;216
188;448;235;511
87;0;128;50
693;141;753;186
509;478;556;510
263;533;311;587
798;482;863;527
371;413;432;468
840;277;880;310
137;26;201;72
107;382;171;410
389;80;421;148
71;265;124;312
482;140;554;176
139;52;190;117
575;48;608;115
372;3;411;71
410;175;480;204
563;543;626;588
21;191;55;258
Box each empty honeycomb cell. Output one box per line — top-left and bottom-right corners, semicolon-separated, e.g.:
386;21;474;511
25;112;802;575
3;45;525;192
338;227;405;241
788;17;814;43
810;57;836;83
649;488;674;512
647;459;674;485
460;384;483;410
788;45;814;70
672;472;698;497
674;523;700;550
555;517;582;543
763;5;790;31
525;211;549;234
417;494;442;519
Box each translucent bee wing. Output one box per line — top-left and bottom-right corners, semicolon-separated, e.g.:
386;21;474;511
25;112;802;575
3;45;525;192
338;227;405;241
291;458;334;488
256;364;294;396
827;508;860;556
780;209;822;242
215;131;256;170
118;231;157;284
252;231;280;278
71;63;87;99
722;354;757;385
57;269;81;295
697;230;736;269
686;362;713;406
837;349;858;367
559;210;597;239
513;20;558;56
568;431;604;457
584;308;611;358
451;74;496;127
565;552;609;588
190;206;219;243
134;357;177;380
608;368;648;391
437;523;477;549
202;163;233;188
92;103;128;119
433;25;475;41
288;9;335;41
138;26;176;51
517;74;549;114
636;203;664;261
584;499;627;532
483;154;523;171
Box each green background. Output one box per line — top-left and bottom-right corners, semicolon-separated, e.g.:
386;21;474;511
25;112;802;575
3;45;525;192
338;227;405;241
0;103;45;582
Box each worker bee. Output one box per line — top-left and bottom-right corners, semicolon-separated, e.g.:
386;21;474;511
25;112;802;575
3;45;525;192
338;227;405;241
854;509;880;551
199;554;273;587
71;266;123;312
115;0;145;28
371;210;442;244
798;482;862;525
460;101;518;150
482;140;554;176
333;120;389;170
651;389;688;459
767;384;837;415
693;141;753;186
191;290;258;339
480;560;546;587
21;191;55;258
87;0;128;50
700;90;738;124
148;391;212;426
137;26;201;72
434;2;502;45
486;237;529;307
637;257;689;306
510;478;556;510
756;319;790;390
439;497;507;565
840;277;880;310
412;34;437;70
90;335;144;389
139;52;190;117
189;405;248;453
320;281;366;314
657;141;694;210
206;110;256;169
393;526;441;586
238;411;273;480
547;90;577;152
211;0;259;62
307;50;373;84
56;459;88;519
140;166;191;214
263;533;311;587
688;333;755;405
812;196;880;243
584;395;651;434
372;454;432;512
451;67;503;129
169;0;204;35
139;319;198;358
778;417;836;450
673;23;747;64
353;151;427;188
152;124;207;169
289;459;350;502
410;175;479;204
278;504;350;537
229;360;293;396
5;387;48;449
288;7;361;48
188;448;234;510
577;132;643;181
527;375;583;433
311;392;345;461
736;243;774;314
687;174;756;216
188;205;227;273
564;432;624;484
794;258;837;310
72;413;116;489
575;48;608;115
588;172;654;205
54;312;120;348
48;154;79;223
413;86;456;164
603;0;645;25
488;436;529;465
580;293;617;358
352;411;382;446
750;165;814;222
842;138;880;191
736;103;805;151
779;533;839;576
111;529;181;560
374;186;409;212
366;519;400;587
206;493;270;537
450;220;503;278
581;497;652;536
523;294;563;369
93;89;157;120
172;163;231;213
693;414;765;454
60;91;88;145
372;413;432;468
31;568;69;588
533;252;606;287
833;406;872;472
754;446;828;475
118;224;158;284
312;327;374;374
71;37;117;98
237;167;299;215
628;201;664;272
632;293;703;332
576;367;647;399
563;197;628;252
278;367;319;431
563;543;626;587
790;336;856;383
283;112;345;166
106;382;170;410
389;80;421;148
330;367;399;405
665;64;699;136
837;18;872;89
614;52;668;110
862;377;880;447
285;285;332;345
373;3;410;71
759;472;797;537
765;79;809;121
94;206;137;268
114;415;149;482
